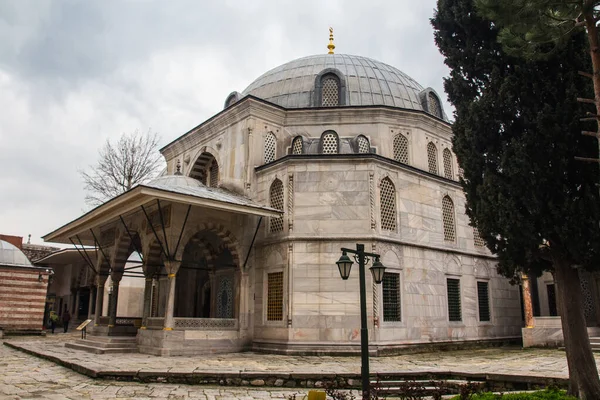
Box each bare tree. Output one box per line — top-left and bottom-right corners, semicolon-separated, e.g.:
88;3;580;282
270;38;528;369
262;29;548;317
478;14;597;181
80;129;164;206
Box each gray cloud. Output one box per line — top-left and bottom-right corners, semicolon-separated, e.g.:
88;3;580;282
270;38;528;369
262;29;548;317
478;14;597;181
0;0;451;245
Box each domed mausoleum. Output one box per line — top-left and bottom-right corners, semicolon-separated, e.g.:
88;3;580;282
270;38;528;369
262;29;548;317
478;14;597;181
44;36;522;356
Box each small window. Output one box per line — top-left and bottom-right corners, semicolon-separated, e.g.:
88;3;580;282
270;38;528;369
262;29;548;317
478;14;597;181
443;148;454;179
393;134;409;164
209;159;219;187
357;135;370;154
269;179;284;233
447;278;462;322
473;227;485;247
321;131;339;154
442;196;456;242
267;272;284;321
321;75;340;106
380;178;397;231
292;136;303;155
477;281;490;322
428;92;442;118
382;272;401;322
547;284;558;316
264;133;276;164
427;142;438;174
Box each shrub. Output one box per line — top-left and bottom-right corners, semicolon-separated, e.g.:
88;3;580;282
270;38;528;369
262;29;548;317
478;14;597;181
450;388;577;400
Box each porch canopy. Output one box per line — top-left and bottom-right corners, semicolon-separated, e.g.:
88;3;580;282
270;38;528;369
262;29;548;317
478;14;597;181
43;174;281;246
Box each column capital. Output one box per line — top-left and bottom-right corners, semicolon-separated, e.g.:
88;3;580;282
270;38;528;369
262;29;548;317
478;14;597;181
96;274;109;286
164;260;181;276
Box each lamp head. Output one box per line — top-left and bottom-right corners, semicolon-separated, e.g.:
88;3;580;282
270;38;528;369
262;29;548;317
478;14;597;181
369;257;386;284
336;251;353;280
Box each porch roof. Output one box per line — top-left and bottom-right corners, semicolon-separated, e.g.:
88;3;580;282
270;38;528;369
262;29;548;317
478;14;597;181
43;175;281;245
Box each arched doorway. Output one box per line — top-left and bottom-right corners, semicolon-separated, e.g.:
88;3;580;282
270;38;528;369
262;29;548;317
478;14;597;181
174;230;237;319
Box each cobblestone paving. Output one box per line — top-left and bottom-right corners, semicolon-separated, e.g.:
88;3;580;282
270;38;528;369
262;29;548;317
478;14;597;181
0;343;312;399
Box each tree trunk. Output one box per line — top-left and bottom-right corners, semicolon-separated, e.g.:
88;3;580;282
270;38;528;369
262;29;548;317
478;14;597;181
554;259;600;399
583;7;600;174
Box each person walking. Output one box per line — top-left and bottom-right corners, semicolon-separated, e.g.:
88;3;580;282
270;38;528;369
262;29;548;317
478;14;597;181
62;306;71;333
49;311;58;334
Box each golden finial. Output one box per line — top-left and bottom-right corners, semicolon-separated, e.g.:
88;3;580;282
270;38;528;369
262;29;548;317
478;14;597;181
327;27;335;54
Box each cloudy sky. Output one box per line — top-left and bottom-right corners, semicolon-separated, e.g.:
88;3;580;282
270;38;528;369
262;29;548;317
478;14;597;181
0;0;451;246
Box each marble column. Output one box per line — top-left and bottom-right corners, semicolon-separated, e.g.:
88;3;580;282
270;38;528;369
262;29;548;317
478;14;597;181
141;277;153;329
73;290;80;318
163;260;181;330
108;275;122;328
94;274;108;326
87;286;95;320
522;274;534;328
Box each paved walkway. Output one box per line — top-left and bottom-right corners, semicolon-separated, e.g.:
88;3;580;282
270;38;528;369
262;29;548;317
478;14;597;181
0;342;311;399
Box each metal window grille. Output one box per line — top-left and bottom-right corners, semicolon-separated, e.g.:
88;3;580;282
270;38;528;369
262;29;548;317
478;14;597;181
393;134;409;163
442;196;456;242
321;132;339;154
209;160;219;187
547;284;558;316
382;272;401;322
473;227;485;247
357;136;370;153
267;271;284;321
428;92;442;118
477;281;490;322
292;136;303;155
447;278;462;321
380;178;397;231
427;142;438;174
321;76;339;106
458;166;465;179
264;133;276;164
443;148;454;179
269;179;284;233
216;276;234;318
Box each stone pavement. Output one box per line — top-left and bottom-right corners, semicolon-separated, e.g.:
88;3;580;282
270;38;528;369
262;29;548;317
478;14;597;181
0;342;312;399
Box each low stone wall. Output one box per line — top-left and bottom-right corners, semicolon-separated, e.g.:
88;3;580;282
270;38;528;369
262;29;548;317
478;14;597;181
137;328;248;356
522;317;600;347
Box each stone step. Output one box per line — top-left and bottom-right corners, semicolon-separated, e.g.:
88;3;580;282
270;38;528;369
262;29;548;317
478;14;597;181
65;342;138;354
73;339;137;349
84;335;137;344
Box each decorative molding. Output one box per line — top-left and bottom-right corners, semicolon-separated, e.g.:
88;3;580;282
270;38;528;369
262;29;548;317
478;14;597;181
369;171;376;231
288;173;294;232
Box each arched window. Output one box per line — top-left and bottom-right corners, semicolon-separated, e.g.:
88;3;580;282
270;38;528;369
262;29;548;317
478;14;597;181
321;74;340;106
393;134;409;164
443;148;454;179
427;142;438;174
428;92;442;118
264;132;276;164
442;196;456;242
190;152;219;187
269;179;284;233
380;178;397;231
357;135;370;154
473;227;485;247
321;131;339;154
292;136;303;155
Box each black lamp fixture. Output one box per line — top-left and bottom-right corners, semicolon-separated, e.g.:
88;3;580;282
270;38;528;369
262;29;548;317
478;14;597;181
336;251;353;280
370;257;386;284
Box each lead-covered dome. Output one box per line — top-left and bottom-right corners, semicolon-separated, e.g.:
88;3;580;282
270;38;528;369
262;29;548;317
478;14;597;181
0;240;33;267
240;54;446;120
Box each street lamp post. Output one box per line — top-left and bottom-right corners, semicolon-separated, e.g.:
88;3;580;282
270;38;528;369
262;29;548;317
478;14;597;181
336;244;386;400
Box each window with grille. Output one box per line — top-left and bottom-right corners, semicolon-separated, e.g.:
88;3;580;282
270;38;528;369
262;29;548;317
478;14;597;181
382;272;401;322
473;227;485;247
292;136;303;155
477;281;490;322
428;92;442;118
209;160;219;187
357;135;370;153
427;142;438;174
269;179;284;233
458;166;465;179
321;76;340;106
393;134;409;164
447;278;462;321
442;196;456;242
380;178;397;231
264;133;276;164
321;132;339;154
267;271;284;321
443;148;454;179
547;284;558;316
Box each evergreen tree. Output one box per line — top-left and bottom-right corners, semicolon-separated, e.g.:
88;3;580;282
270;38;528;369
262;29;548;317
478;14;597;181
432;1;600;398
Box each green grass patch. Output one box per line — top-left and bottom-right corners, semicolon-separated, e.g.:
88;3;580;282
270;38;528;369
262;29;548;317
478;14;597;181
451;388;577;400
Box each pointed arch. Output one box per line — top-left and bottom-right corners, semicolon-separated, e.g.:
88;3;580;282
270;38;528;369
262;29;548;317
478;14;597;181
442;195;456;242
393;133;409;163
380;177;397;231
320;131;339;154
443;148;454;179
269;179;284;233
190;152;219;187
264;132;276;164
357;135;370;154
291;136;304;155
427;142;438;174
